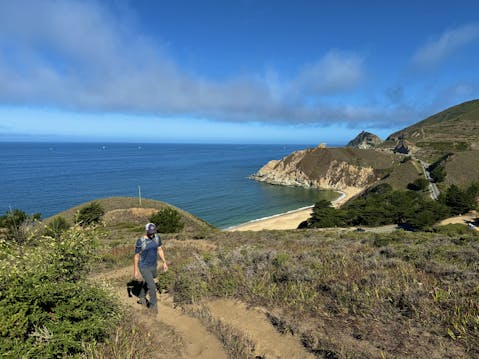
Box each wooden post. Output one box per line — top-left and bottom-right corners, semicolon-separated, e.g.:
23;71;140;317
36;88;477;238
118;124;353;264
138;186;142;207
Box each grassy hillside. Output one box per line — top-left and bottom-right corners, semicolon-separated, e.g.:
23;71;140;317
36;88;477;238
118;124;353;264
442;150;479;188
386;99;479;161
291;147;401;179
4;196;479;358
47;196;215;235
96;225;479;358
376;158;424;190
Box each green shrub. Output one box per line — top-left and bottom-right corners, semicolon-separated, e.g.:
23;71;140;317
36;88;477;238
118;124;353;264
0;208;41;242
149;208;184;233
74;201;105;227
44;216;70;239
0;227;118;357
407;178;429;191
434;223;477;236
442;184;477;215
430;165;446;183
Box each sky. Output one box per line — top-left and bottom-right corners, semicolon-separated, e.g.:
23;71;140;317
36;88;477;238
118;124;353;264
0;0;478;144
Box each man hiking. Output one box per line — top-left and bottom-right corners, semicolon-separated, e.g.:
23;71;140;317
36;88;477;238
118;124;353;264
134;222;168;313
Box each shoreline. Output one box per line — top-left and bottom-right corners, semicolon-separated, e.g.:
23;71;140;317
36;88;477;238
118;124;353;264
226;188;358;232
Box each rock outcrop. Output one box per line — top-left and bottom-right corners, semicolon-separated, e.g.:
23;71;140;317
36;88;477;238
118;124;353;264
393;138;415;154
250;148;386;192
347;131;382;149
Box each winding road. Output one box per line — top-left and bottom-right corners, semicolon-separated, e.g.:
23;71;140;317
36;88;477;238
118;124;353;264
417;159;440;200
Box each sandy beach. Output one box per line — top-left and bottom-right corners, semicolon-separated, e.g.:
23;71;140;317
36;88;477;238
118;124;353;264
227;187;361;232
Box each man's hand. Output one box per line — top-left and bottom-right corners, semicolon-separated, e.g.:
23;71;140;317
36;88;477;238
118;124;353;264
134;270;141;280
162;262;168;272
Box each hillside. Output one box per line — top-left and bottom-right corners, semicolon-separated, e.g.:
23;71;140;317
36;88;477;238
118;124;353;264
251;146;410;194
47;196;215;235
252;100;479;201
3;195;479;358
346;130;382;149
385;99;479;161
91;220;479;358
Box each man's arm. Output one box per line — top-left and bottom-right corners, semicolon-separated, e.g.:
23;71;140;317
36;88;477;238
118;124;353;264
134;253;141;280
158;246;168;272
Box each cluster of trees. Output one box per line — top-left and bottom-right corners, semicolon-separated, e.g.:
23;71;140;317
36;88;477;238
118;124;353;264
303;183;478;231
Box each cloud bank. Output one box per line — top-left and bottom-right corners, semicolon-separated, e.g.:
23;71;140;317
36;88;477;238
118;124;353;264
413;23;479;67
0;1;477;130
0;0;397;127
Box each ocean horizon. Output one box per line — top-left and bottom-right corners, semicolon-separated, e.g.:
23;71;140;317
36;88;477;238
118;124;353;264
0;142;341;228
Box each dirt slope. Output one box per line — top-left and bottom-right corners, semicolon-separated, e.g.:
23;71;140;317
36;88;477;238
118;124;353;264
92;265;313;359
92;266;227;359
206;299;315;358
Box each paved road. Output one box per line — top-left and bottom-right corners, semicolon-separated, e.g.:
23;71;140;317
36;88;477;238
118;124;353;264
417;159;440;200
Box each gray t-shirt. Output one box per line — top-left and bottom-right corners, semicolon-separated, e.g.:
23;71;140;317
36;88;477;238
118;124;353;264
135;235;162;268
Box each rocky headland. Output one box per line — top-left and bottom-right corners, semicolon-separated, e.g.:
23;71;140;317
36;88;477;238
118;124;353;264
250;147;400;201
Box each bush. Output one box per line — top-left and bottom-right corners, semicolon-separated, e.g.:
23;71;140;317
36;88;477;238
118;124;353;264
0;209;41;242
149;207;184;233
442;184;477;215
44;216;70;239
74;201;105;227
407;178;429;191
0;228;118;357
430;165;446;183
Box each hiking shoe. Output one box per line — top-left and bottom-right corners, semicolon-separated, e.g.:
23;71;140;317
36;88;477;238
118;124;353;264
137;297;147;306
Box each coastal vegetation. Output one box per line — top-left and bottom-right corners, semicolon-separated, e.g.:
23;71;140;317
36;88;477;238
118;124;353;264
2;195;478;358
302;183;478;231
149;207;184;233
0;227;118;357
2;100;479;357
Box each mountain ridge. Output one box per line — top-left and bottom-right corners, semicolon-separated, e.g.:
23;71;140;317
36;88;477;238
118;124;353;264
251;100;479;199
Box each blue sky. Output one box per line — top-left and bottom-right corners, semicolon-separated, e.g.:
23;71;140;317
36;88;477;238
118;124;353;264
0;0;478;144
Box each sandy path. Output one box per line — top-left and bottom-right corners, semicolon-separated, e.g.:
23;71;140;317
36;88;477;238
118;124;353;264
438;211;478;230
228;187;361;231
206;299;315;359
92;267;227;359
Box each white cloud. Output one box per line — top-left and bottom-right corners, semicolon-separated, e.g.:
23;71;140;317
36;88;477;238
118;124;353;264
413;23;479;67
0;0;454;130
294;51;365;95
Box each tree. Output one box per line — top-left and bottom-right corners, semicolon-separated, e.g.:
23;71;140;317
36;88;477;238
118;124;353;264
306;200;346;228
407;178;429;191
73;201;105;227
149;207;184;233
430;165;446;183
444;185;476;215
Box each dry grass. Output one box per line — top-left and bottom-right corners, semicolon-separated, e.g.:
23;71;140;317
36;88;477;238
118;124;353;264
87;203;479;358
167;230;479;358
84;309;182;359
184;304;256;359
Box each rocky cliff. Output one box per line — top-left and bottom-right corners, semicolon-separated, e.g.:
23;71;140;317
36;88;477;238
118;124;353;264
251;147;399;193
347;131;382;149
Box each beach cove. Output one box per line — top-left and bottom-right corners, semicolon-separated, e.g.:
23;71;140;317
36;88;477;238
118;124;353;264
227;187;361;231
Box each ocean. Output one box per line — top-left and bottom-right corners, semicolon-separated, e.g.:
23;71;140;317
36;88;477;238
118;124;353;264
0;143;339;229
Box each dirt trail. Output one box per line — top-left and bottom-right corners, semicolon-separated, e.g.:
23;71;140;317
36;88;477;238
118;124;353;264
92;266;314;359
206;299;315;359
92;267;227;359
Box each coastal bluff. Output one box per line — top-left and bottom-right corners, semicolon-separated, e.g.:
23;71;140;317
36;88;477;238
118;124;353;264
250;147;401;195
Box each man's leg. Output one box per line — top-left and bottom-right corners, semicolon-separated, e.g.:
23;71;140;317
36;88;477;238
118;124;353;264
139;266;158;310
137;280;147;305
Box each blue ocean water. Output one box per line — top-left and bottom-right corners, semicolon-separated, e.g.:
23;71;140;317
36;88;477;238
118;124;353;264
0;143;338;228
